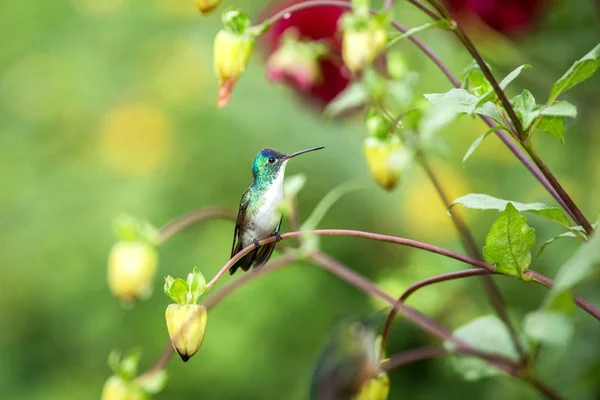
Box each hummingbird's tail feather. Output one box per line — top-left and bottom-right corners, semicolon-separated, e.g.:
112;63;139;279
253;241;276;271
228;241;276;275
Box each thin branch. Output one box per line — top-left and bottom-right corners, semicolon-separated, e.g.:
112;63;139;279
381;346;448;371
525;270;600;321
309;251;457;342
379;269;490;356
417;152;526;359
157;207;236;245
309;252;520;374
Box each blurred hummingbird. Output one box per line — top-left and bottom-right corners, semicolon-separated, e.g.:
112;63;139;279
310;320;380;400
229;146;325;275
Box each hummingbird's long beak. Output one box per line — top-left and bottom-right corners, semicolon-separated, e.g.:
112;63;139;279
283;146;325;160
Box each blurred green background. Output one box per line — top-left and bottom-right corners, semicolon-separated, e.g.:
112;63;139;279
1;0;600;399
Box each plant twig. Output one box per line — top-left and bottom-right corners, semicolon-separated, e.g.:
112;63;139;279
416;152;526;359
379;269;490;357
157;207;237;245
381;346;448;371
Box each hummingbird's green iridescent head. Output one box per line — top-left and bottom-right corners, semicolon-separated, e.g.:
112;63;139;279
251;146;324;184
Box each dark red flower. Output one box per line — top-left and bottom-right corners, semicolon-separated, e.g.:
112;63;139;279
445;0;549;35
259;0;351;107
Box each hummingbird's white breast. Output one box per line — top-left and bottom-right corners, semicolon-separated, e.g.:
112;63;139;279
242;162;287;245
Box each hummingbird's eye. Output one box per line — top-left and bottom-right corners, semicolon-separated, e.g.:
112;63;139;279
268;157;276;164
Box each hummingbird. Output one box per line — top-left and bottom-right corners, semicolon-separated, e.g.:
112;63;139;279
309;320;379;400
229;146;325;275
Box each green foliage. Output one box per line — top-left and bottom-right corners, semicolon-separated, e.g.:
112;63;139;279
537;115;566;143
461;126;508;165
113;214;159;245
483;203;535;279
325;82;368;117
523;310;574;347
444;315;522;381
471;64;531;111
136;370;169;395
511;89;538;132
164;267;207;305
553;231;600;292
549;44;600;103
387;19;452;48
108;348;142;381
449;193;570;226
301;181;365;253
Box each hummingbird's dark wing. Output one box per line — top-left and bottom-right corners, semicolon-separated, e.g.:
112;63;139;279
229;189;251;275
251;217;282;271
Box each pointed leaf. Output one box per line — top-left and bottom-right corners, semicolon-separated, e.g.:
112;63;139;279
462;126;507;165
136;370;168;395
120;347;142;380
387;19;451;47
283;174;306;199
483;203;535;279
538;231;579;257
553;231;600;292
523;311;573;347
470;64;532;112
538;116;565;143
302;181;365;231
444;315;522;381
511;89;539;131
423;89;503;130
325;82;367;117
165;278;188;305
541;101;577;118
549;44;600;102
187;267;207;303
449;193;570;227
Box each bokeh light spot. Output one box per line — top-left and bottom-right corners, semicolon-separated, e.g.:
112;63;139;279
99;103;173;176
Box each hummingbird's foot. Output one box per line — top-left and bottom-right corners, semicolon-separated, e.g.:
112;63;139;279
274;232;283;243
252;239;261;249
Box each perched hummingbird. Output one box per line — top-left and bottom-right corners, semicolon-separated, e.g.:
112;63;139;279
229;146;325;275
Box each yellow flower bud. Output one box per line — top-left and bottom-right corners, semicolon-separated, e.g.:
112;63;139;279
353;371;390;400
165;304;208;362
213;29;255;107
363;136;409;190
194;0;221;15
342;19;387;73
108;241;158;304
101;375;148;400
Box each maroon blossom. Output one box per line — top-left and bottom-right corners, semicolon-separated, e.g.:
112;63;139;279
259;0;351;107
445;0;549;35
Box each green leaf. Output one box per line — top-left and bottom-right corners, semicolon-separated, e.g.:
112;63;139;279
283;174;306;198
471;64;531;112
187;267;206;303
449;193;570;227
444;315;522;381
136;370;168;395
538;116;565;143
483;203;536;279
423;89;503;128
511;89;539;131
523;311;573;347
553;231;600;292
538;231;579;256
461;126;507;165
164;277;189;305
549;44;600;102
301;181;364;253
324;82;367;117
541;101;577;118
387;19;451;48
545;290;576;315
108;347;143;381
